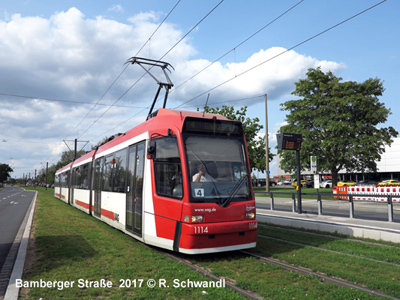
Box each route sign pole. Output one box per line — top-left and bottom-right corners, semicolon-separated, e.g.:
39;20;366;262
296;149;302;214
276;133;303;213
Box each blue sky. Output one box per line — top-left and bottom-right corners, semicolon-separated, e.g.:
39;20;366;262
0;0;398;179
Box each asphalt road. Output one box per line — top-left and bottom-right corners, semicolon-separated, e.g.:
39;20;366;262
256;196;400;222
0;186;35;298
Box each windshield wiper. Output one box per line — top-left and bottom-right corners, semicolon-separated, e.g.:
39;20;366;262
218;175;247;208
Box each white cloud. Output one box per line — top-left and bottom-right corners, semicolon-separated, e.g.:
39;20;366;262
49;142;67;156
0;7;345;177
172;48;346;107
128;11;159;24
108;5;123;13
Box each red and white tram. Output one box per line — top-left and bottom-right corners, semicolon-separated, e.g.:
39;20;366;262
55;108;257;254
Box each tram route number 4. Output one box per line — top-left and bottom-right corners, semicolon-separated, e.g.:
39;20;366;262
194;188;205;197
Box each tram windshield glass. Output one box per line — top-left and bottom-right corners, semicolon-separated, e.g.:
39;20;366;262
183;118;252;204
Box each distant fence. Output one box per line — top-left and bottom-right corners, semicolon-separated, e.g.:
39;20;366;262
255;191;397;222
334;185;400;202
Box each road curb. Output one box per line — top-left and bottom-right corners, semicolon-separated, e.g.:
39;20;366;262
3;191;37;300
257;210;400;243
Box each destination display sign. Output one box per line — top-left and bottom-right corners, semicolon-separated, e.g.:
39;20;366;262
276;133;302;151
183;117;243;136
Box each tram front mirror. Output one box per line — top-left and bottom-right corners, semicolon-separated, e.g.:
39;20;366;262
147;140;156;159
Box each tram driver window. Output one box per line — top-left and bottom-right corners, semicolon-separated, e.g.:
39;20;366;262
153;137;183;199
185;135;251;201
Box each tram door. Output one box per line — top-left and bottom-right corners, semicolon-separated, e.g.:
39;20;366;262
126;142;145;236
93;157;103;217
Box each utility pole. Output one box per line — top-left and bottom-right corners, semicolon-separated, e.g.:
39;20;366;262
265;94;270;193
64;139;89;161
74;138;78;160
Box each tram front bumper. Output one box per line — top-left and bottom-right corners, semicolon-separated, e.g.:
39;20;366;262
179;220;257;251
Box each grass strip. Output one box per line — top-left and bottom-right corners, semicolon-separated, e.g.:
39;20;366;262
189;252;380;299
254;187;335;200
257;225;400;264
21;187;243;300
253;225;400;298
21;187;392;299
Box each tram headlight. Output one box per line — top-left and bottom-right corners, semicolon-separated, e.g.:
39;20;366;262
192;215;204;222
184;215;204;222
246;212;255;219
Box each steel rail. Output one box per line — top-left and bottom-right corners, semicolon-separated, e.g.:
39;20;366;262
257;233;400;268
159;250;264;300
240;250;399;300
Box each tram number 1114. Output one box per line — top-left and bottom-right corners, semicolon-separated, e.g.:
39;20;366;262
194;226;209;234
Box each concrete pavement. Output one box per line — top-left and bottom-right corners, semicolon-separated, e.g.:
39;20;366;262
256;196;400;243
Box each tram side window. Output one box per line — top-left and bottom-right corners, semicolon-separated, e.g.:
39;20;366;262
71;167;81;189
99;150;127;193
153;137;183;199
103;155;113;192
59;173;63;187
61;172;69;188
65;172;70;188
113;149;127;193
55;175;60;187
80;163;90;189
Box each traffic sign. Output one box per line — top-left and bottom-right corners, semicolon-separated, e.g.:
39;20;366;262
310;156;317;174
314;174;320;189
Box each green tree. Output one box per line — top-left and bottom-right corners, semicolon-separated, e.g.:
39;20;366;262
59;149;86;165
0;163;13;183
200;105;274;172
279;67;398;185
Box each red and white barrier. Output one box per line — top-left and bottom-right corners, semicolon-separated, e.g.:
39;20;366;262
333;186;348;200
336;185;400;202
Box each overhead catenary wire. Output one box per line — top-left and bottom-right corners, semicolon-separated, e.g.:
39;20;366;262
76;0;226;141
76;0;386;146
0;92;147;108
33;0;387;173
175;0;388;109
135;0;182;58
42;0;223;167
41;1;183;166
89;94;264;143
82;0;300;143
172;0;304;92
158;0;225;63
63;0;183;142
0;94;261;152
179;95;264;109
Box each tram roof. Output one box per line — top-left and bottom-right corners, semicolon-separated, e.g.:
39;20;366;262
152;108;229;120
94;109;230;155
73;149;96;166
57;109;231;169
56;162;73;174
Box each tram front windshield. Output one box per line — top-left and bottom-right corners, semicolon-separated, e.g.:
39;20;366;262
184;134;251;204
